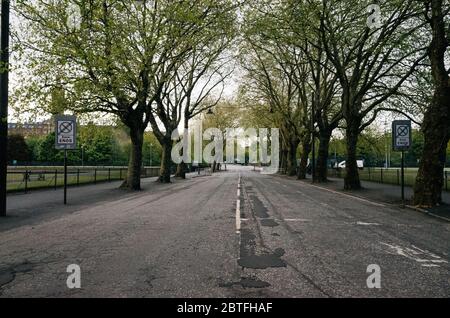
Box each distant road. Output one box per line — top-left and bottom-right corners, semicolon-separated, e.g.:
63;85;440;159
0;165;448;297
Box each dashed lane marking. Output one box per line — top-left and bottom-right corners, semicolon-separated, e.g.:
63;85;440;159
236;173;241;234
356;221;381;226
284;218;311;222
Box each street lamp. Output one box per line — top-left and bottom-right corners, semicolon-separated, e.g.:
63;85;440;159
0;0;10;217
149;143;152;166
81;145;84;166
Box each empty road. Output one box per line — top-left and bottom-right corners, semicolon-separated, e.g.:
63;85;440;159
0;165;449;297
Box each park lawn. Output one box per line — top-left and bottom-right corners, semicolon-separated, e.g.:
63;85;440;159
7;170;124;192
332;167;450;191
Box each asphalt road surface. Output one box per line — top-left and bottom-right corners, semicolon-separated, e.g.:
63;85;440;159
0;165;449;297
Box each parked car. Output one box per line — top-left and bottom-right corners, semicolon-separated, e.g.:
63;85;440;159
334;160;364;169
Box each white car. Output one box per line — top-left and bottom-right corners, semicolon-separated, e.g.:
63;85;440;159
335;160;364;169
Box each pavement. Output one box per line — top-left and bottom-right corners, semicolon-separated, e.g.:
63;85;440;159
0;165;449;297
302;176;450;220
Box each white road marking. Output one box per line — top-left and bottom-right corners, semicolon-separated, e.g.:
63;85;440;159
381;242;448;267
236;173;241;234
356;221;381;226
410;245;442;259
236;199;241;233
284;218;311;222
421;264;440;268
304;183;385;207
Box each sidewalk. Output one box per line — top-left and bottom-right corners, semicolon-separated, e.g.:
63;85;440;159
1;172;204;232
300;175;450;220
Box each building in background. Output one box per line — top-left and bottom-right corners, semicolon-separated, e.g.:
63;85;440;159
7;120;54;138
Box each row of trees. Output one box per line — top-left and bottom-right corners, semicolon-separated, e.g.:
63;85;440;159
12;0;449;206
13;0;238;189
329;129;450;168
238;0;449;207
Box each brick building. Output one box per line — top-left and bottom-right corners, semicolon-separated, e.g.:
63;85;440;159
7;120;54;138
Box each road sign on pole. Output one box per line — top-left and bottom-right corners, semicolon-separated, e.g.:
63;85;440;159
55;115;77;204
392;120;411;207
392;120;411;152
55;115;77;150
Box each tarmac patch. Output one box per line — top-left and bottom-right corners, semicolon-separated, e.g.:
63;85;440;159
219;277;271;289
250;196;269;218
238;247;287;269
0;261;34;288
260;219;279;227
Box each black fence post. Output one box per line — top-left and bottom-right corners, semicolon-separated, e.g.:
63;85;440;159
381;168;383;183
119;168;122;180
54;169;57;190
108;168;111;182
77;169;80;186
445;171;448;191
94;169;97;184
24;170;28;194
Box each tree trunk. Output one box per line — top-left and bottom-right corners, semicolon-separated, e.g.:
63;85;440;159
286;138;299;176
297;136;311;180
175;162;187;179
281;148;288;174
121;128;144;190
175;118;189;179
413;0;450;206
413;117;449;206
344;124;361;190
159;138;172;183
413;75;450;205
315;130;332;183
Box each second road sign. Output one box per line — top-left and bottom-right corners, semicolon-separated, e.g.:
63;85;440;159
392;120;411;152
55;115;77;150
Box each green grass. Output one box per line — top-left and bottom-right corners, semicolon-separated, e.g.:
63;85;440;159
7;169;126;192
329;168;450;191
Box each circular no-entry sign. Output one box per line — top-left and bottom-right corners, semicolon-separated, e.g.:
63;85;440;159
59;121;73;133
397;125;408;137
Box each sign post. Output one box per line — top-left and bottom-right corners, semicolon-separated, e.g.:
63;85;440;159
64;149;67;204
392;120;412;207
0;0;11;217
55;115;77;205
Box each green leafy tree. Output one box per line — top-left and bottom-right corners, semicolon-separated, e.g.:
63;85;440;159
319;0;428;189
25;136;42;162
7;134;31;163
413;0;450;206
14;0;233;189
35;133;65;163
143;132;162;167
